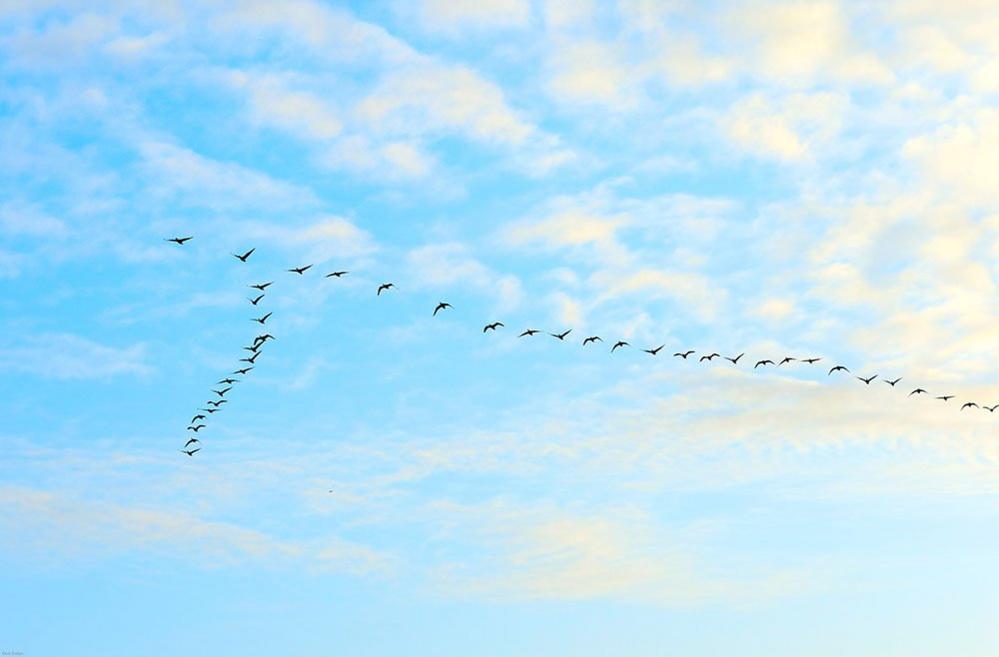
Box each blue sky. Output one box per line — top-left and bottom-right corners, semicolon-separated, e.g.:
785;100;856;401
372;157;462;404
2;1;999;655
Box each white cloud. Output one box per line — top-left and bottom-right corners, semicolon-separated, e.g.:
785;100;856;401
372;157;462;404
412;0;531;33
723;91;849;162
0;333;151;380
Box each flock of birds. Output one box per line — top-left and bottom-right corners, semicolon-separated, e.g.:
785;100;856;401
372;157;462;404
166;234;997;456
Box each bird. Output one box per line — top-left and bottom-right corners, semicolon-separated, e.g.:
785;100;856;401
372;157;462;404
184;437;200;448
187;424;206;432
233;248;255;262
643;345;665;356
699;353;720;362
884;377;902;387
377;283;394;296
433;302;452;316
207;400;228;407
935;395;954;401
778;357;796;366
611;341;629;352
483;322;504;333
801;358;822;364
326;271;348;278
217;378;237;385
519;329;540;337
165;236;193;245
673;350;695;359
249;282;273;291
550;329;572;340
239;353;260;364
254;333;275;345
755;359;774;368
582;336;602;346
725;353;745;364
249;294;265;306
984;405;998;413
180;448;201;457
233;367;253;375
243;344;260;353
961;402;979;410
212;387;232;397
288;264;313;275
198;408;219;414
252;312;272;325
909;388;927;396
190;414;205;423
856;374;878;385
828;365;849;375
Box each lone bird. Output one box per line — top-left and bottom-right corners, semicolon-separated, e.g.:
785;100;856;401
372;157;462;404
856;374;878;385
233;248;255;262
582;336;602;346
288;264;313;275
249;294;265;305
909;388;927;396
483;322;504;333
778;357;796;366
184;437;200;448
326;271;348;278
725;353;744;364
801;358;822;364
433;302;452;316
519;329;540;337
180;448;201;457
699;352;720;362
643;345;665;356
884;377;902;387
249;282;273;291
165;236;193;245
961;402;979;410
550;329;572;341
611;341;629;352
828;365;849;375
252;312;272;325
377;283;394;296
673;350;695;359
755;359;774;369
936;395;954;401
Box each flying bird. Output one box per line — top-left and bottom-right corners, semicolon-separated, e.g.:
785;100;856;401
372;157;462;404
778;357;796;366
377;283;395;296
254;334;275;345
909;388;927;396
801;358;822;364
699;352;720;362
755;359;774;368
233;367;253;375
326;271;348;278
198;408;219;414
208;399;228;407
856;374;878;385
165;236;193;245
288;264;313;275
249;282;273;291
184;438;200;448
233;248;255;262
433;302;452;316
611;341;629;352
243;344;260;353
582;336;602;346
884;377;902;387
518;329;540;337
643;345;665;356
190;414;205;423
212;387;232;397
180;448;201;457
673;350;695;359
252;312;272;325
961;402;979;410
984;404;998;413
217;378;237;385
828;365;849;375
935;395;954;401
239;353;260;364
550;329;572;340
483;322;504;332
187;424;206;432
249;294;265;305
725;353;745;364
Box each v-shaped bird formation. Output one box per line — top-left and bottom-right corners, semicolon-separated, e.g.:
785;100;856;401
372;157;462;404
166;235;996;457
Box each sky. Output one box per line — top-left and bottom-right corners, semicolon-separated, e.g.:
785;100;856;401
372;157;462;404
1;0;998;655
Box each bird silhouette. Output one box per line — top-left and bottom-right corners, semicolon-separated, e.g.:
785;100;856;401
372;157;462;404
249;282;273;291
725;353;745;364
884;377;902;387
190;414;205;423
198;408;219;414
165;236;193;245
909;388;927;396
233;248;255;262
217;378;237;385
935;395;954;401
254;333;275;345
699;352;720;362
433;302;452;316
483;322;504;333
673;350;695;359
984;405;998;413
778;357;796;366
519;329;540;337
377;283;394;296
856;374;878;385
801;358;822;364
828;365;849;375
288;264;313;275
239;352;260;364
233;367;253;375
184;437;200;448
326;271;348;278
187;424;206;432
252;312;272;325
582;336;602;346
550;329;572;340
611;341;629;352
961;402;979;410
212;387;232;397
755;359;774;368
249;294;265;305
180;448;201;457
207;399;228;407
243;344;260;353
643;345;665;355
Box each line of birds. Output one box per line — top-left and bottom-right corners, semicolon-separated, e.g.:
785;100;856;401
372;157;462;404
167;234;997;455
